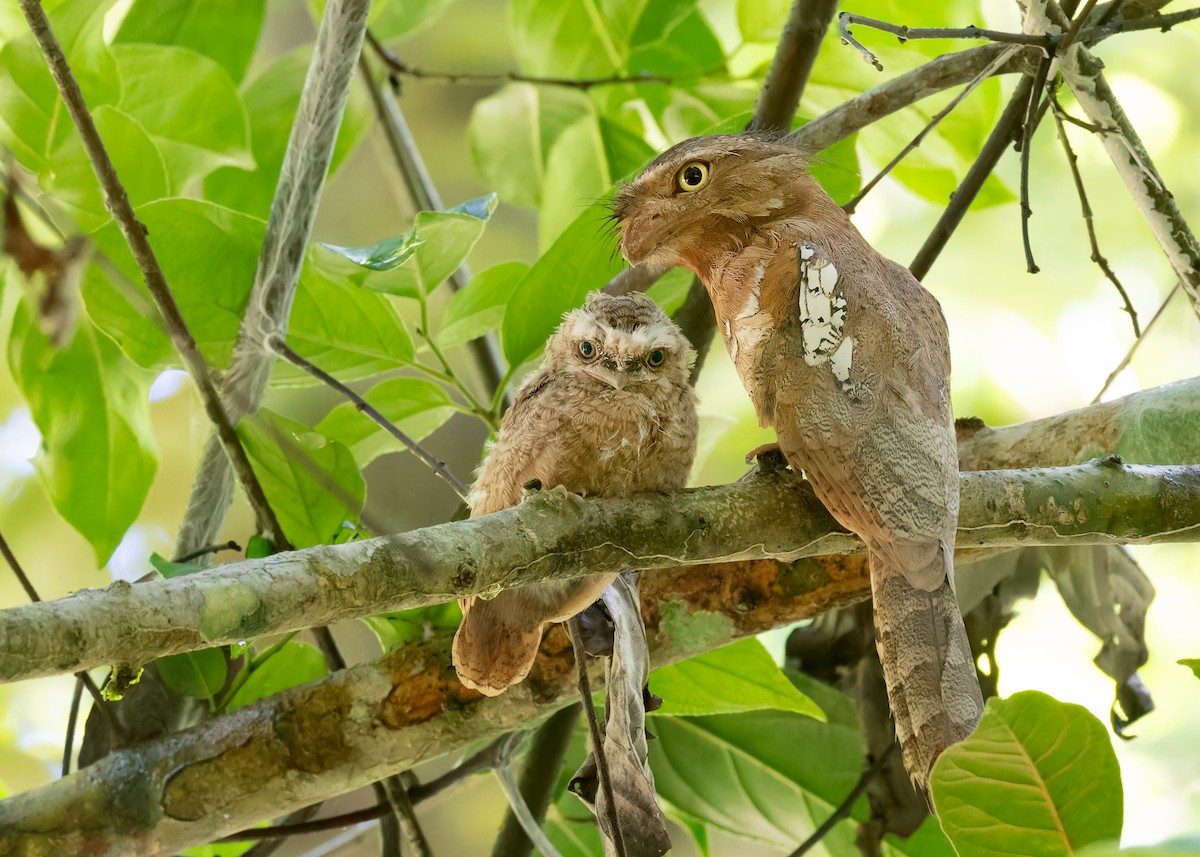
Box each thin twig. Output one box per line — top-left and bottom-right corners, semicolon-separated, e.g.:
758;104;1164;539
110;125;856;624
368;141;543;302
1049;93;1139;336
567;616;626;857
838;12;1051;70
844;46;1020;214
786;744;896;857
172;541;242;565
492;704;582;857
1092;283;1180;402
61;675;83;775
1079;5;1200;43
753;0;842;132
366;30;698;90
267;334;469;500
0;529;117;738
381;776;434;857
909;75;1034;279
219;734;513;842
1018;55;1052;275
1061;0;1103;51
16;0;288;549
358;49;509;407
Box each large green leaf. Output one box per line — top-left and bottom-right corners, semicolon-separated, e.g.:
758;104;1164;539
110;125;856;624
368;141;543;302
510;0;637;78
469;84;592;209
648;672;864;853
8;309;157;566
437;261;529;351
369;0;458;40
649;638;824;719
0;0;119;171
627;0;724;77
114;0;266;83
111;43;253;190
1078;838;1200;857
931;690;1124;857
1180;658;1200;680
238;408;365;550
315;377;458;467
321;195;497;298
502;204;626;367
43;105;169;232
277;259;415;386
203;46;372;219
82;199;263;370
224;641;328;713
363;602;462;654
157;648;227;704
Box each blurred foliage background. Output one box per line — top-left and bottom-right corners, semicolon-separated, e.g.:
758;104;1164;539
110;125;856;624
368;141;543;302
0;0;1198;853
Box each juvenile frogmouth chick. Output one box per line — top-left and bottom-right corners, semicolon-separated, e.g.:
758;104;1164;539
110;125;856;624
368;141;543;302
613;134;983;792
452;292;698;696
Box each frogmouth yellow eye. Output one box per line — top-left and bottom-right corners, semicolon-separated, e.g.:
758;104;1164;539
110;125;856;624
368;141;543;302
675;161;710;193
577;340;597;361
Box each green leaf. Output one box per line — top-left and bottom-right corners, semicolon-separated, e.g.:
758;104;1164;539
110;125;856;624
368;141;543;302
437;261;530;351
0;0;119;171
8;309;157;566
628;0;725;77
510;0;631;78
364;602;463;653
149;552;205;579
114;0;266;83
224;641;328;713
321;195;497;298
111;43;253;190
369;0;458;40
204;46;372;218
157;648;227;703
245;535;273;559
42;105;169;232
238;408;365;550
82;199;263;371
648;672;865;852
650;638;824;719
1179;659;1200;680
808;131;861;207
931;690;1124;857
469;84;592;208
644;266;693;316
316;377;458;467
276;258;415;386
502;204;626;367
180;842;254;857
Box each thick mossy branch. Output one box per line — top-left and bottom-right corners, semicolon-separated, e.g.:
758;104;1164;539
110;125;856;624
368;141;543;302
1;454;1198;684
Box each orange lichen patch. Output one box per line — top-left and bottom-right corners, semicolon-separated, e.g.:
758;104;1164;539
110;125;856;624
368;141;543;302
162;735;289;821
278;683;352;774
381;643;480;729
642;556;870;638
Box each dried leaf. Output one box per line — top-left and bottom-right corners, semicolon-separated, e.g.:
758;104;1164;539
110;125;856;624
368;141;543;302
570;575;671;857
2;179;89;346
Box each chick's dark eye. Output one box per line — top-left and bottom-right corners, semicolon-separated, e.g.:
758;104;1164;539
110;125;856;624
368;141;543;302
676;161;710;192
578;340;596;361
647;349;665;367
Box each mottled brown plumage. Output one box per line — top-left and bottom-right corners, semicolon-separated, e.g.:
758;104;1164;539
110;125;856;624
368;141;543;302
614;134;983;791
453;293;698;696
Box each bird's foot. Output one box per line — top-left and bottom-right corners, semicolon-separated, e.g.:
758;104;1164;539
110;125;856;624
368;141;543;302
744;442;782;464
740;442;789;482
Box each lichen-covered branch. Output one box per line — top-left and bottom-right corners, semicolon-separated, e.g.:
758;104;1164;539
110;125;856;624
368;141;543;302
2;453;1199;854
174;0;371;557
1;453;1198;685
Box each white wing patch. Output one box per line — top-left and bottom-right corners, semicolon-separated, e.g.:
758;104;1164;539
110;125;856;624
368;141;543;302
798;243;849;384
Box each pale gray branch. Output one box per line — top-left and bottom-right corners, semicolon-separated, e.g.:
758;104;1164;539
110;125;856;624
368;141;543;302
175;0;371;557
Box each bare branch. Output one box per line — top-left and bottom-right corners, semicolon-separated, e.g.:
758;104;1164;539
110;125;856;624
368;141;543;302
366;31;698;90
267;334;469;500
175;0;371;558
1092;284;1181;402
1049;92;1139;335
753;0;842;132
16;0;286;547
2;453;1200;684
838;12;1051;71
